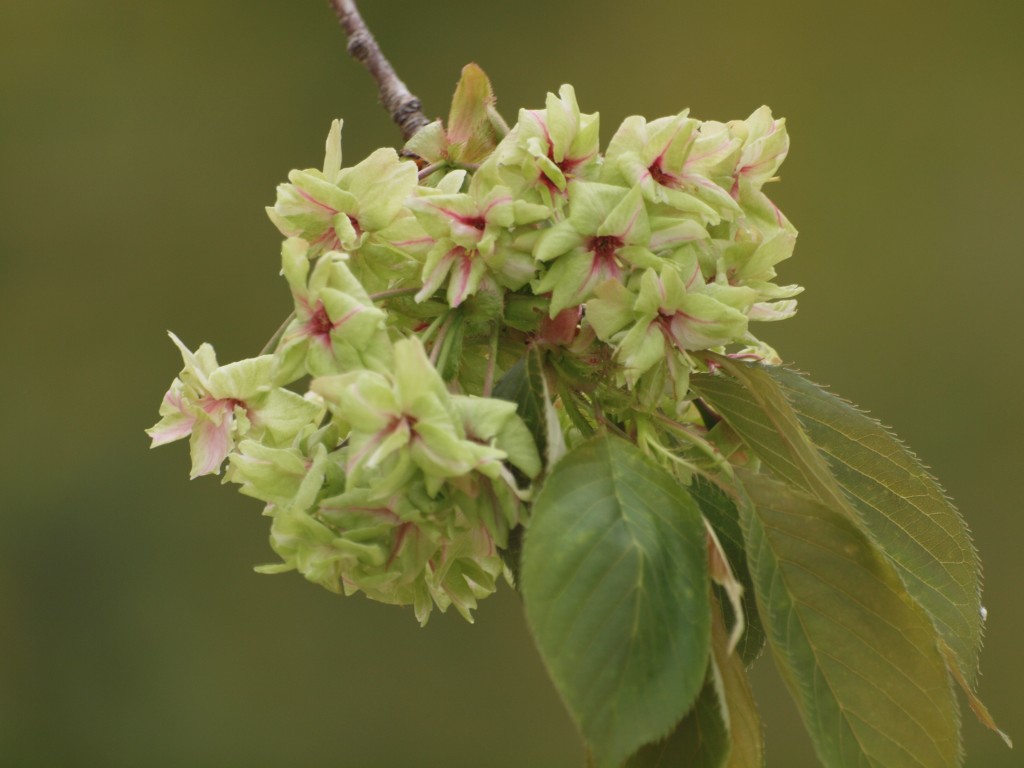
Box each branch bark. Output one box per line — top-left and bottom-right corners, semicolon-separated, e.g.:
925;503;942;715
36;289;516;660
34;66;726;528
328;0;430;142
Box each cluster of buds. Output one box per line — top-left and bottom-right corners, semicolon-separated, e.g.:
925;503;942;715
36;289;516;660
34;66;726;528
149;65;799;623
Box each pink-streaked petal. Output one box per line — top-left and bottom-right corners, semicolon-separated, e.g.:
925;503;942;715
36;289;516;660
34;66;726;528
389;235;434;249
748;299;798;322
684;136;736;169
579;254;622;301
198;396;236;423
525;109;552;144
426;203;477;225
480;195;513;216
190;416;234;477
415;249;458;303
148;389;197;446
684;262;703;290
149;414;195;446
296;187;339;215
448;252;475;307
617;205;642;241
666;312;727;351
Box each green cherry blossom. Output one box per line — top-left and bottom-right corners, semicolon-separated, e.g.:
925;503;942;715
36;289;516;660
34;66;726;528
151;72;808;626
226;420;342;507
274;237;392;381
268;120;428;285
533;182;657;315
713;230;802;320
317;481;506;625
586;266;748;386
727;106;795;233
147;333;321;477
493;84;600;202
602;111;739;222
312;337;508;496
409;173;548;306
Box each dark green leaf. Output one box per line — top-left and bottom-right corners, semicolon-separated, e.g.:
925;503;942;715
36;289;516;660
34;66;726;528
625;676;728;768
493;346;553;463
522;435;710;768
626;600;764;768
740;472;961;768
690;477;766;665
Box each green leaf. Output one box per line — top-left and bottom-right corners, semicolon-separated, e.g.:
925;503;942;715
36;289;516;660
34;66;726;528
768;367;982;681
691;357;849;511
690;476;766;665
737;475;958;768
691;359;982;684
624;673;728;768
522;435;710;768
446;63;501;164
626;600;764;768
492;346;564;468
739;472;961;768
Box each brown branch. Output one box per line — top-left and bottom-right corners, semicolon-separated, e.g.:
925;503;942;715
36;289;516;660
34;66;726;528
328;0;430;142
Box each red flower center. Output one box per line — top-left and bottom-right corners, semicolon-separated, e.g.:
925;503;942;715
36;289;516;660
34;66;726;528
307;301;334;339
588;235;624;260
648;159;676;187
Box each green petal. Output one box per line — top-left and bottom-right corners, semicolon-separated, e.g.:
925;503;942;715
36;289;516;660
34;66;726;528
323;119;343;182
446;63;501;164
342;148;418;232
404;120;447;164
585;279;636;341
281;237;311;297
534;220;583;262
567;181;626;234
227;440;311;504
289;170;357;215
313;371;396;433
597;184;648;241
255;388;323;445
393;338;449;408
618;321;665;383
206;356;276;401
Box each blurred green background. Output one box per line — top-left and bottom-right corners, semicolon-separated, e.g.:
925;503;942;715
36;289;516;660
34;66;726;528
1;1;1021;766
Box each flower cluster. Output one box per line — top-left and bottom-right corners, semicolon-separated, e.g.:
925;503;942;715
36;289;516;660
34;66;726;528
149;65;799;622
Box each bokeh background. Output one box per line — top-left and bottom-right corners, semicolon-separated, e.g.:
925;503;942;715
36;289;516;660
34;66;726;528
1;1;1021;766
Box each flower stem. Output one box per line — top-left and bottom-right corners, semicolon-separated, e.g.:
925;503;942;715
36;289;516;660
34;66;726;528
482;323;500;397
368;286;419;302
418;161;482;180
653;411;737;483
259;311;295;355
417;161;446;180
428;312;456;366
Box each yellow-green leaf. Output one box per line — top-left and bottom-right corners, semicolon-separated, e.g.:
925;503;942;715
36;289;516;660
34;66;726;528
740;472;961;768
692;359;982;685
